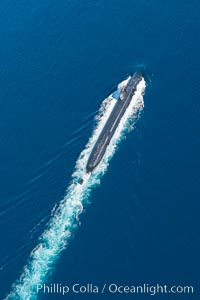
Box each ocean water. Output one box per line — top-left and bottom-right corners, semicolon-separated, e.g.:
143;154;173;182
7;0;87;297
0;0;200;299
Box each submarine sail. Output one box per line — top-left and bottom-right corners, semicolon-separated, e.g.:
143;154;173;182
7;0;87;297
86;72;143;173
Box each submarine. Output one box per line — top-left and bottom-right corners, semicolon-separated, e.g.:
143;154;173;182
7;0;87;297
85;71;143;174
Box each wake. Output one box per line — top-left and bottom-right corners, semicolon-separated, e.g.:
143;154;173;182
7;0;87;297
6;77;146;299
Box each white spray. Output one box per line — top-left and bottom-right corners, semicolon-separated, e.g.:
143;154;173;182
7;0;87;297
6;77;146;300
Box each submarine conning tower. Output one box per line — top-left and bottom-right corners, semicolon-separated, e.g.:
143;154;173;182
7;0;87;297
86;72;143;173
120;72;143;101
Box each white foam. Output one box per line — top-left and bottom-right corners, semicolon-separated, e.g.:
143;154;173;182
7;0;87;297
6;77;146;300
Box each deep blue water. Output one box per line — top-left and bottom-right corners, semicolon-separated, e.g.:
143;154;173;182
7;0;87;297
0;0;200;299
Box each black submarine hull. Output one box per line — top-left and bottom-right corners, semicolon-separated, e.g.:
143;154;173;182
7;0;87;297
86;72;143;173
